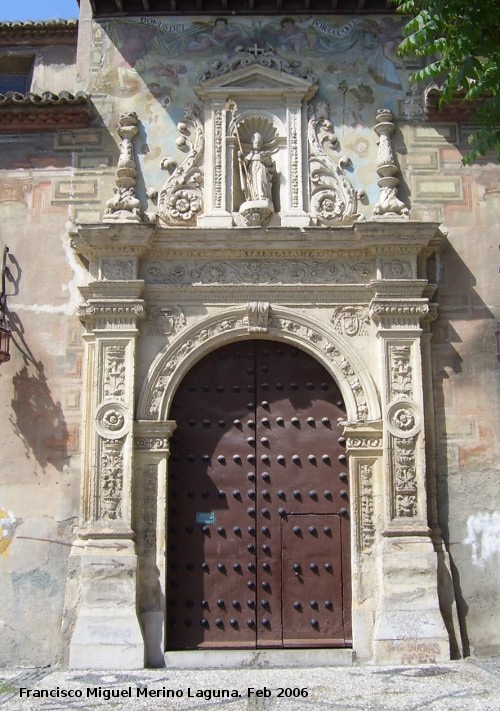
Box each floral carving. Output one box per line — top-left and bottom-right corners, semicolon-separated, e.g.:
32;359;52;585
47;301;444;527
390;345;413;398
102;409;125;431
100;439;123;520
308;101;359;225
154;105;204;227
141;259;374;285
360;464;375;550
391;408;415;432
393;436;418;518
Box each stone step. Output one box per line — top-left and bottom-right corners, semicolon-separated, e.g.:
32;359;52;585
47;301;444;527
164;648;353;669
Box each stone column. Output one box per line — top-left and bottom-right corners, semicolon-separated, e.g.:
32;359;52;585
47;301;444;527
68;281;146;670
369;283;449;664
134;420;176;667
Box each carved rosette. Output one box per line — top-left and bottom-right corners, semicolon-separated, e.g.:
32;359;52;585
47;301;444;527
373;109;409;219
156;105;204;227
104;111;145;223
308;102;359;225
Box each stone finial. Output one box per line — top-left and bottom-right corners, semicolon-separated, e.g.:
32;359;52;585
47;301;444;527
373;109;409;219
104;112;145;223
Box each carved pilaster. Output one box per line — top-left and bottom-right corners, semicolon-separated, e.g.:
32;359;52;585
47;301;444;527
133;420;176;667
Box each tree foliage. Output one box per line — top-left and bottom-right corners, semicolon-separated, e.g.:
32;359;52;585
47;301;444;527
392;0;500;163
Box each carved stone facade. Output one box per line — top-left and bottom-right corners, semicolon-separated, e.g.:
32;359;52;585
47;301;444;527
67;214;450;668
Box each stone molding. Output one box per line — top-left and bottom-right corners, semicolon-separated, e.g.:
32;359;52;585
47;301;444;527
137;306;380;424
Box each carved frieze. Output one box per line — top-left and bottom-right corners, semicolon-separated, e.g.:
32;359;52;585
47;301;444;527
141;259;374;285
154;105;204;227
331;306;370;337
308;101;359;225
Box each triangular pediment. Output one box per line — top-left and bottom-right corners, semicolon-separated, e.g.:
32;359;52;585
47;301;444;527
196;56;317;102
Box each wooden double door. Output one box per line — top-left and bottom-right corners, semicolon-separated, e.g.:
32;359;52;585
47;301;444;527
167;341;351;649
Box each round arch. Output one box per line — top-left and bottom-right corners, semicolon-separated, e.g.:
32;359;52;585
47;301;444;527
137;306;381;423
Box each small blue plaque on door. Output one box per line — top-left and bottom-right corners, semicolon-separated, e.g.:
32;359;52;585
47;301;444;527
196;512;215;525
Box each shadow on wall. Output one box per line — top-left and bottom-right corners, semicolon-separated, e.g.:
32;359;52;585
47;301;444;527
431;238;497;659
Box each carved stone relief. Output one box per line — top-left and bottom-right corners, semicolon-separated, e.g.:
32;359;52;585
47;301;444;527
359;463;376;550
141;259;374;285
381;259;413;279
247;302;270;333
145;305;186;337
308;101;360;225
393;437;418;518
142;463;158;550
331;306;370;336
373;109;409;219
104;112;145;223
102;345;126;400
146;311;372;422
198;45;318;83
99;438;124;520
152;105;204;227
101;258;135;281
389;345;413;399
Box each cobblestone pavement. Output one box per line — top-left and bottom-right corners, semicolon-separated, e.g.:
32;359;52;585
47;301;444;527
1;658;500;711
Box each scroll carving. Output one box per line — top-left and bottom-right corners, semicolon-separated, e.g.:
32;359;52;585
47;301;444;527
308;101;359;225
103;345;126;400
154;105;204;227
393;437;418;518
99;439;124;520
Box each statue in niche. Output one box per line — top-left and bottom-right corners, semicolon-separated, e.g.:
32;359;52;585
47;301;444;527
239;132;274;202
237;132;275;227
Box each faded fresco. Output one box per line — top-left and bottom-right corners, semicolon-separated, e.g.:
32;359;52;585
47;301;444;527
92;15;408;201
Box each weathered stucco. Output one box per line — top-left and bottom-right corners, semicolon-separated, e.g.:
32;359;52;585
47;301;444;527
0;6;498;668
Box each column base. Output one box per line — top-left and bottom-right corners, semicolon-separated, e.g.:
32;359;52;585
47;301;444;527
68;537;144;670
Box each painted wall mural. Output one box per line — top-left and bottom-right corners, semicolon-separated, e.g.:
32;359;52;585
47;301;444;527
93;15;409;206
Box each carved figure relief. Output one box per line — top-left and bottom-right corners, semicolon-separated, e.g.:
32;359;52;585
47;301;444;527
393;437;418;517
151;105;204;227
308;101;360;225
